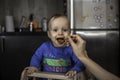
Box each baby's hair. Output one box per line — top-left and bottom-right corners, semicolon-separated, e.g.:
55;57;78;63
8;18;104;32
47;14;70;31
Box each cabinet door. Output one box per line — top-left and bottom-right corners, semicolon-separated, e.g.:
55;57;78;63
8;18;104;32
1;35;49;80
0;36;3;80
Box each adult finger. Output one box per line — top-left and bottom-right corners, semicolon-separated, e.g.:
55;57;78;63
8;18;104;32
68;36;76;47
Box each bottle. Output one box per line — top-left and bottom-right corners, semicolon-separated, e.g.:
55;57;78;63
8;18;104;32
29;14;34;32
26;14;39;32
19;16;26;32
42;17;47;32
1;26;5;32
26;14;34;32
29;21;33;32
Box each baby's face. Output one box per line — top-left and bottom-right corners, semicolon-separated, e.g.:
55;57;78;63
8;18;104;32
48;17;70;47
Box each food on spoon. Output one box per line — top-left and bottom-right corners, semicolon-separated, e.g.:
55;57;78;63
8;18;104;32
70;36;77;43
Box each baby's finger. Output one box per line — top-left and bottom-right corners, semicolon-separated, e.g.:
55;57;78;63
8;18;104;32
73;71;77;75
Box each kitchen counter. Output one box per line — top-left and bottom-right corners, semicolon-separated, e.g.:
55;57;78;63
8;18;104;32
0;32;47;36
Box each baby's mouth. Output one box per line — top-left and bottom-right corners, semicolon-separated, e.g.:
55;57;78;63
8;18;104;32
56;38;65;44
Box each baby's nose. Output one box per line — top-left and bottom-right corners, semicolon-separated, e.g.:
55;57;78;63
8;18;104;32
58;30;63;35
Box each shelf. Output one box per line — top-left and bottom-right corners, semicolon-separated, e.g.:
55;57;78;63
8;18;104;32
0;32;47;36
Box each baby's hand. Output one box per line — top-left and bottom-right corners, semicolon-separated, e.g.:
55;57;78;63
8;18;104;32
24;66;38;75
65;70;77;77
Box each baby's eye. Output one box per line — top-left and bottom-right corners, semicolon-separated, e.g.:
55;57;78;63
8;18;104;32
53;29;58;32
63;29;68;32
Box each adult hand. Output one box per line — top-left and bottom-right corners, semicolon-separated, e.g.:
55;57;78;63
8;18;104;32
68;34;87;59
68;35;120;80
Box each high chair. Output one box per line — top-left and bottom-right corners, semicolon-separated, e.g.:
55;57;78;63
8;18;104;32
20;70;77;80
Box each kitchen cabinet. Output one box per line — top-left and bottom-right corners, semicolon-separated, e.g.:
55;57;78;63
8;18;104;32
0;32;49;80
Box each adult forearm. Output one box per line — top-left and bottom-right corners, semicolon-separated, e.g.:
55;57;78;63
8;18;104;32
79;57;120;80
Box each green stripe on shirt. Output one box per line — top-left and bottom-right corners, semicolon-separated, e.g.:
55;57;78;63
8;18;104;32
43;58;70;66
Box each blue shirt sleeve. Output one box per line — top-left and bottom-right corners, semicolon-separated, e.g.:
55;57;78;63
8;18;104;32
30;43;45;68
70;47;86;73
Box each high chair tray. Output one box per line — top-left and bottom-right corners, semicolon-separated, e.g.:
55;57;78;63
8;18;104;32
28;72;70;79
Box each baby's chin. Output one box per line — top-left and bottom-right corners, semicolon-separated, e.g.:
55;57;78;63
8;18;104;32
53;41;67;47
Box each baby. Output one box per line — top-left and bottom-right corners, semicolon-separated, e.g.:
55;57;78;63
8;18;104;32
24;14;85;79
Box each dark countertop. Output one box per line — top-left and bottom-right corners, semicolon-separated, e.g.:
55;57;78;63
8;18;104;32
0;32;47;36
